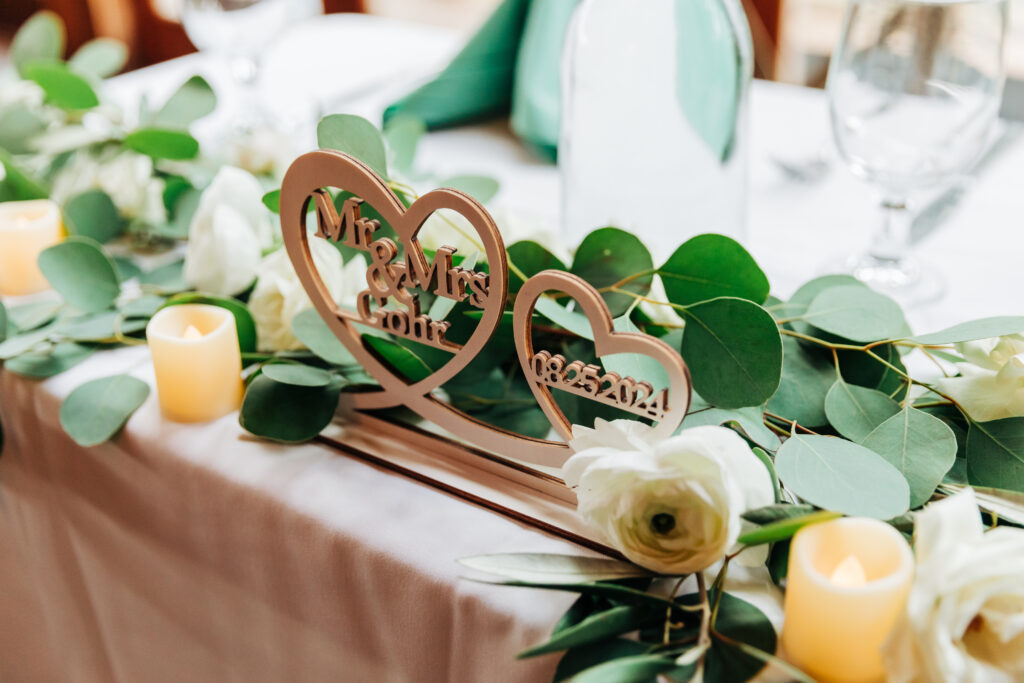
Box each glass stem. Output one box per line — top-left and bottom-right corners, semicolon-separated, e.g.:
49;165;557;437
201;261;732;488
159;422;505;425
869;196;912;264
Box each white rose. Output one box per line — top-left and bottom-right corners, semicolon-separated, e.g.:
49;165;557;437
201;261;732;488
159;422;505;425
223;125;294;177
183;166;275;297
563;420;774;574
249;242;366;352
883;489;1024;683
936;335;1024;421
51;149;167;224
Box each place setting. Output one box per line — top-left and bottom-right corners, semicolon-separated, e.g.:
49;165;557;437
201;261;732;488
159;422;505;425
1;1;1023;681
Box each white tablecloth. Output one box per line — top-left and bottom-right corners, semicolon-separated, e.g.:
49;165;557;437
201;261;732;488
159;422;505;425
2;13;1022;683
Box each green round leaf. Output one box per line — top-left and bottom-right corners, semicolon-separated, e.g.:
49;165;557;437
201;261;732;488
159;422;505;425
384;114;425;174
508;240;567;292
58;311;147;341
291;308;356;366
239;374;342;443
261;363;333;388
68;38;127;79
966;418;1024;493
123;128;200;160
706;592;778;683
571;227;653;316
912;316;1024;345
154;75;217;128
783;275;863;337
162;294;257;353
64;189;126;244
38;236;121;313
803;285;906;342
11;11;65;75
440;175;499;204
262;190;281;214
862;406;958;508
659;234;769;306
22;60;99;110
317;114;388;178
5;342;95;378
59;374;149;447
775;434;910;518
766;337;835;428
680;297;782;409
824;379;901;441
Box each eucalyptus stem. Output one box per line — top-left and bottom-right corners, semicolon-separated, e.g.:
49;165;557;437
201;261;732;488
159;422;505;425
694;573;712;675
664;575;688;645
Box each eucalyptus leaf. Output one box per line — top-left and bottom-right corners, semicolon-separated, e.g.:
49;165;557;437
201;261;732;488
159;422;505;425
533;296;594;339
572;228;653;316
706;592;778;683
469;579;676;610
11;11;65;76
681;406;780;452
507;240;567;292
364;336;439;383
554;639;649;683
0;149;48;202
260;363;334;388
121;295;166;319
0;326;52;359
138;260;187;292
112;256;143;283
603;316;670;391
824;379;901;441
804;286;906;342
679;297;782;409
783;274;864;337
384;114;425;174
123;128;200;160
0;302;6;344
239;374;342;442
861;406;958;508
775;434;910;518
911;316;1024;345
459;554;650;584
7;299;61;332
68;38;127;78
291;308;357;366
63;190;125;244
659;234;769;306
766;337;835;428
163;294;257;353
317;114;388;178
570;655;681;683
59;374;149;446
5;342;94;378
22;61;99;110
153;75;216;128
58;311;146;342
966;418;1024;493
520;605;658;659
440;175;499;204
738;510;842;547
38;237;120;313
262;190;281;213
0;106;47;153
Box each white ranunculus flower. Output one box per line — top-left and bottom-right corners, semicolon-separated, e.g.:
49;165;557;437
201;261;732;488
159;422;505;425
249;242;366;352
183;166;275;297
563;420;774;574
51;149;167;224
883;489;1024;683
936;335;1024;422
223;126;294;177
417;207;571;264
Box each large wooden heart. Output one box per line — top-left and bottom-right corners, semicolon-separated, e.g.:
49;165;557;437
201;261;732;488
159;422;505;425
280;150;508;411
513;270;692;444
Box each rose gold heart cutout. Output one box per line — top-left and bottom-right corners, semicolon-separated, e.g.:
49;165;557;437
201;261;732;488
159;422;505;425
280;150;508;412
513;270;692;450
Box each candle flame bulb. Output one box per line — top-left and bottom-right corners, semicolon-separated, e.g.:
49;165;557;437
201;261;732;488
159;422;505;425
182;325;203;340
830;555;868;587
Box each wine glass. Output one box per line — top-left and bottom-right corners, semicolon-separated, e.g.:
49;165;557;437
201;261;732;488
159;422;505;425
181;0;319;130
827;0;1007;305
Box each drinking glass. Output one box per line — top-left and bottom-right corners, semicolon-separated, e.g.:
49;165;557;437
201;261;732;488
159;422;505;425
181;0;319;130
827;0;1007;304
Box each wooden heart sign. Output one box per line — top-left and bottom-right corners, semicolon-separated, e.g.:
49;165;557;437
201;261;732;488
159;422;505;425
280;150;693;468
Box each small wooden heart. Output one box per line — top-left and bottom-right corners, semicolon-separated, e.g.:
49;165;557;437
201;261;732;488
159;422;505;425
513;270;692;445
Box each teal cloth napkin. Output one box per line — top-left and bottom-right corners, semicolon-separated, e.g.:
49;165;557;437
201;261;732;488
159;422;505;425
384;0;744;163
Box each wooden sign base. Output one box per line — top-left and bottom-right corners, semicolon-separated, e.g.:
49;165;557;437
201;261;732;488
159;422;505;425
317;410;621;557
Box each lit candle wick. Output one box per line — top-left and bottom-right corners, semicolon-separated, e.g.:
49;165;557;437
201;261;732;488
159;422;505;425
830;555;868;587
182;325;204;340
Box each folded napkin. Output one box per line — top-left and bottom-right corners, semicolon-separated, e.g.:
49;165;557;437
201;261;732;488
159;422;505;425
384;0;745;163
383;0;579;160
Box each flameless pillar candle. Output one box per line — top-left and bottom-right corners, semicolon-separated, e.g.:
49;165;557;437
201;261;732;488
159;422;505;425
782;517;914;683
0;199;63;296
146;304;243;422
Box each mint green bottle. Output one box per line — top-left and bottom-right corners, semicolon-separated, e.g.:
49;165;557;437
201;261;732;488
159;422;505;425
559;0;753;246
